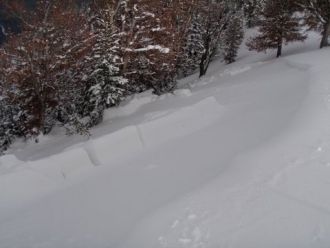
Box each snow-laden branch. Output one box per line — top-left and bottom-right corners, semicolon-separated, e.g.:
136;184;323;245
129;45;170;53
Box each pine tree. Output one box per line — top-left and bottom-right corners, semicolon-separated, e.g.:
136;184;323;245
80;0;128;127
198;0;230;77
223;8;244;64
177;12;204;76
243;0;261;28
86;61;128;126
246;0;307;58
116;0;178;95
86;0;175;95
177;0;245;76
298;0;330;48
0;96;27;154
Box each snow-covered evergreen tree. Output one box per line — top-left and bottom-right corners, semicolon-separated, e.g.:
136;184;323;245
80;1;128;127
0;49;23;152
86;60;127;126
0;90;29;154
223;8;244;64
243;0;261;28
115;0;177;94
198;0;230;77
177;13;204;76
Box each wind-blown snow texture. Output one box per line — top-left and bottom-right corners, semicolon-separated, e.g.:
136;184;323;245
1;30;330;248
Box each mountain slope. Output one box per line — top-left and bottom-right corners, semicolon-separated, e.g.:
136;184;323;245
0;31;330;248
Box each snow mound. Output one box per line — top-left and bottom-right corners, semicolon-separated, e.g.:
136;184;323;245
0;154;26;175
28;157;64;183
189;62;264;88
138;97;223;146
0;169;57;213
93;126;144;164
194;96;224;122
120;90;158;115
138;107;203;146
103;107;126;121
0;148;94;212
28;148;94;181
97;96;223;161
52;147;94;177
174;89;192;98
103;89;192;121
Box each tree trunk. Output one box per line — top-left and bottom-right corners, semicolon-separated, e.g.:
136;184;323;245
277;36;282;58
199;52;210;77
121;53;129;75
199;37;211;77
276;44;282;58
38;98;46;135
320;21;330;49
120;17;135;76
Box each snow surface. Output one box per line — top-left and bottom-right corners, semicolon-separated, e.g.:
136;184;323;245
1;30;330;247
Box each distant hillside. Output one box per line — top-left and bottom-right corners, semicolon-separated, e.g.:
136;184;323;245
0;0;34;45
0;0;86;45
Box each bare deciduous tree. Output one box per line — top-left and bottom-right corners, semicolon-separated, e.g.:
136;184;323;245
0;0;93;135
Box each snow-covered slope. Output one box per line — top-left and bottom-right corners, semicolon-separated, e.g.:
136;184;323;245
1;31;330;248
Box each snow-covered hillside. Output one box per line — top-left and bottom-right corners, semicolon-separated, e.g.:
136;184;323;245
1;31;330;248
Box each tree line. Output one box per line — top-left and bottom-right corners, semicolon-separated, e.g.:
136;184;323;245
0;0;329;154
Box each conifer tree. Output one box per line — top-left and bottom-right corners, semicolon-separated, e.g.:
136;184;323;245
298;0;330;48
198;0;230;77
0;95;27;154
177;12;204;76
80;0;128;127
116;0;172;92
243;0;261;28
246;0;307;58
223;8;244;64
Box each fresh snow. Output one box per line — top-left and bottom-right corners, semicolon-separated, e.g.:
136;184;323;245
1;31;330;248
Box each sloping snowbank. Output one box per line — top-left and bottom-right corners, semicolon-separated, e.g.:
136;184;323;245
0;31;330;248
120;50;330;248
